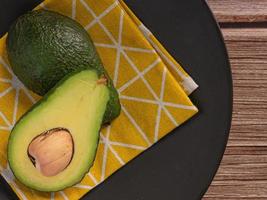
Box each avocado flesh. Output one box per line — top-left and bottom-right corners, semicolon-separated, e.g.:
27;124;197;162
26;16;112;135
8;70;109;192
6;9;120;123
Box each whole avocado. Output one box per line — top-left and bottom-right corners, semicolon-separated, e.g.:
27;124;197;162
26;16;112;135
7;9;120;123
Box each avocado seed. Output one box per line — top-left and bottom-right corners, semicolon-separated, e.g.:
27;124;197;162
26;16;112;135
28;128;74;177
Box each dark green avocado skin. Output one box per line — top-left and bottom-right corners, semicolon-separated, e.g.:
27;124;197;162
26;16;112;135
7;9;120;123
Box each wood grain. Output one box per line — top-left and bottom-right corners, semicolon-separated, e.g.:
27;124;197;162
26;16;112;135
203;13;267;199
207;0;267;23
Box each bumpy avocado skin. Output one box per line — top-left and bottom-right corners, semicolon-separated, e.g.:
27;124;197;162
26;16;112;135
6;9;120;123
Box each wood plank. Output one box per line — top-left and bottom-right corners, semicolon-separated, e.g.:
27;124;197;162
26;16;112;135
207;0;267;23
222;28;267;41
224;28;267;147
204;28;267;198
204;181;267;199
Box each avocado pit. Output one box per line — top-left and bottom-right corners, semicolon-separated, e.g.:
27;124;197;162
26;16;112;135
28;128;74;177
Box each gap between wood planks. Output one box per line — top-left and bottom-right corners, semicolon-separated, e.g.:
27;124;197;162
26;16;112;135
207;0;267;28
207;0;267;23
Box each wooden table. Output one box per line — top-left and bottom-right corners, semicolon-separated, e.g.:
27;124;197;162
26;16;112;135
204;0;267;199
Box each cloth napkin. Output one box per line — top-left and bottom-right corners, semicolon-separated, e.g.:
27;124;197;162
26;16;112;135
0;0;198;199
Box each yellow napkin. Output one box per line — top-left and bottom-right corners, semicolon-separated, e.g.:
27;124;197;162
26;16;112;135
0;0;198;199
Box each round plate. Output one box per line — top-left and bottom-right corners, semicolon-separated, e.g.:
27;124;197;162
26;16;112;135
0;0;232;199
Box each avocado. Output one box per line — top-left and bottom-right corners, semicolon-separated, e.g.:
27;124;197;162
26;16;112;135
6;9;120;124
8;70;109;191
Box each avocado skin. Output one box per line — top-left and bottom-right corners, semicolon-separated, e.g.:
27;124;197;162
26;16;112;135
6;9;120;123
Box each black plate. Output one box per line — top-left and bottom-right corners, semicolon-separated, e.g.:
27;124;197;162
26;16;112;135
0;0;232;199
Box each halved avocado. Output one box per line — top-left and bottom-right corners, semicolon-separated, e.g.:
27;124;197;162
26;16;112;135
8;70;109;192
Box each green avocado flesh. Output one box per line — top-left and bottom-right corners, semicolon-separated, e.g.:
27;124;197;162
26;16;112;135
8;70;109;191
6;9;120;123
